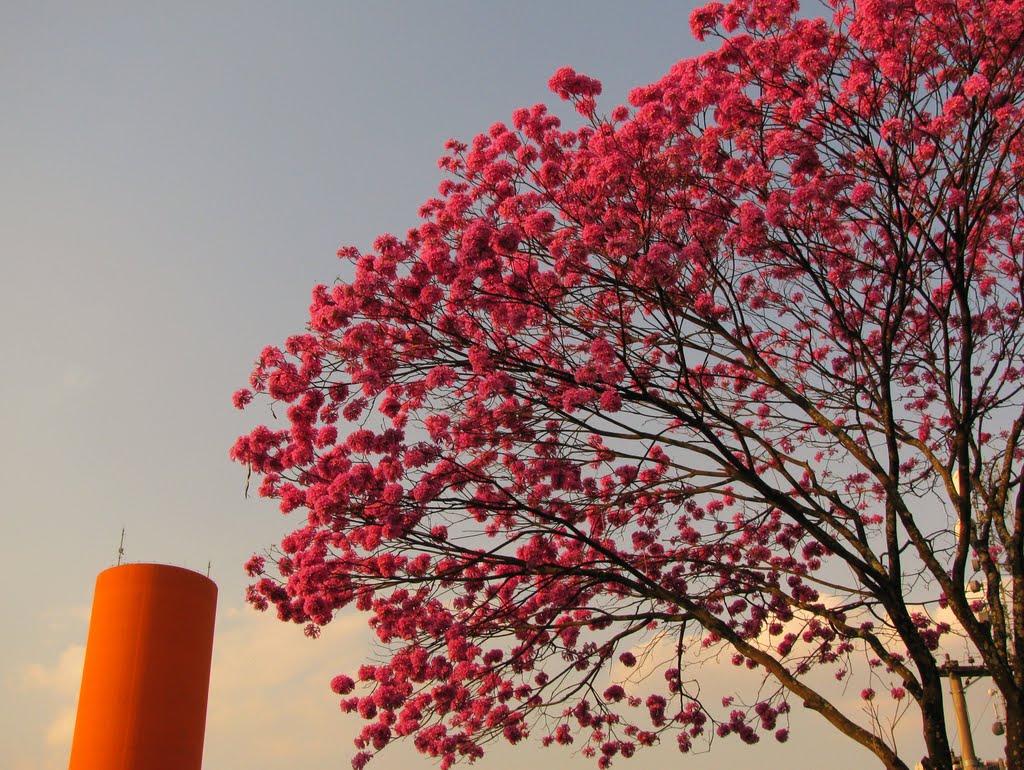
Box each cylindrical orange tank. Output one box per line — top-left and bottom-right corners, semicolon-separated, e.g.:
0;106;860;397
69;563;217;770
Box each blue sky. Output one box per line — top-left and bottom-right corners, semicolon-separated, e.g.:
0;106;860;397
0;2;1006;768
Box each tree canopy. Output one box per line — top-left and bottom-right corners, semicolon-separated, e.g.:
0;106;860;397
232;1;1024;768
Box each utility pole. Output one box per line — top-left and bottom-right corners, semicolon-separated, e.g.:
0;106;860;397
940;660;989;770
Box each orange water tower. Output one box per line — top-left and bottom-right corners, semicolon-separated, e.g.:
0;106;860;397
69;563;218;770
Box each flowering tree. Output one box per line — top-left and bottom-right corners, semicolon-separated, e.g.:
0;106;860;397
231;1;1024;768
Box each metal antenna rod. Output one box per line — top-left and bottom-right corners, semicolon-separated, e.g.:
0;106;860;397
117;528;126;566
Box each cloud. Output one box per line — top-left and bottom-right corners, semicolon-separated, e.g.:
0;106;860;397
599;594;1015;767
15;601;373;770
20;645;85;697
60;365;94;392
202;604;370;768
10;597;1006;770
40;604;91;634
598;605;924;759
45;709;77;748
14;643;86;768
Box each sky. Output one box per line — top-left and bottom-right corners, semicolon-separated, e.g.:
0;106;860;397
0;2;1008;769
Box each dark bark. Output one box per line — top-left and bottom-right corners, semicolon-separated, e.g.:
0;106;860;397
1003;694;1023;770
918;675;954;770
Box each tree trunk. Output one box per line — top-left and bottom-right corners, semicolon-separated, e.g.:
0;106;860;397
918;678;955;770
1003;693;1023;770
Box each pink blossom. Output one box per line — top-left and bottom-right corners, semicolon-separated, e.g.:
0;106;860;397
232;388;253;408
963;73;991;98
850;183;874;206
603;685;626;702
548;66;602;100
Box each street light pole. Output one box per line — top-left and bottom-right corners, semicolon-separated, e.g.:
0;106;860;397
940;660;988;770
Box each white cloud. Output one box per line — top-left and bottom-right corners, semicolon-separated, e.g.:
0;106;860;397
202;604;370;769
13;643;86;769
40;604;91;634
15;601;373;770
20;644;85;697
600;596;1014;767
45;709;76;748
60;365;94;391
9;597;1006;770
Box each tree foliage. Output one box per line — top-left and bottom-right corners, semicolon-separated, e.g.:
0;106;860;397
232;1;1024;768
